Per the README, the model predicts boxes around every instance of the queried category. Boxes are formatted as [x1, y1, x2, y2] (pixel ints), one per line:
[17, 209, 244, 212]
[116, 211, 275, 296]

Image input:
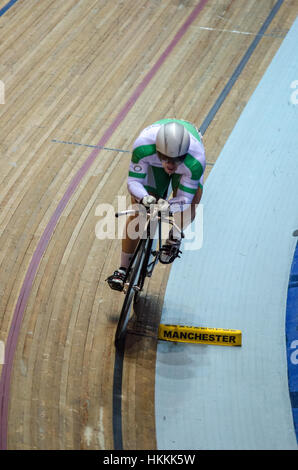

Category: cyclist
[107, 118, 206, 291]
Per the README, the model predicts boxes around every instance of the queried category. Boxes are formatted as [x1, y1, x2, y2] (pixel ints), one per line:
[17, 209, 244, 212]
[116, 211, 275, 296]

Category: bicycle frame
[116, 201, 181, 290]
[114, 200, 183, 345]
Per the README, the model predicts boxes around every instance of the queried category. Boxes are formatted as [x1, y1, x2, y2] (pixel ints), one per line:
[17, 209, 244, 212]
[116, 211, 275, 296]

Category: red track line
[0, 0, 209, 449]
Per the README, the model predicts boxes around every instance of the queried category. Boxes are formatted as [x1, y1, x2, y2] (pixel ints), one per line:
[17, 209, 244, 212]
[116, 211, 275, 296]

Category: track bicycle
[114, 199, 184, 347]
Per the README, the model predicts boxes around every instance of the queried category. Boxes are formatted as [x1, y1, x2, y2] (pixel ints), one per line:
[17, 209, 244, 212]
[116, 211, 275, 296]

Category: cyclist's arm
[169, 173, 203, 212]
[127, 158, 149, 203]
[127, 131, 157, 202]
[127, 180, 148, 202]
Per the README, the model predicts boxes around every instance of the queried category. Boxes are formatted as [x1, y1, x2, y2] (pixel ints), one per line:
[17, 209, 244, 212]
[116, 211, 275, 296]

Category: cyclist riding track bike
[107, 118, 206, 292]
[106, 118, 206, 345]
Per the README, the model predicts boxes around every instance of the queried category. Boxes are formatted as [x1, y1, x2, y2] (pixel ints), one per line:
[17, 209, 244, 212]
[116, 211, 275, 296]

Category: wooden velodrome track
[0, 0, 297, 451]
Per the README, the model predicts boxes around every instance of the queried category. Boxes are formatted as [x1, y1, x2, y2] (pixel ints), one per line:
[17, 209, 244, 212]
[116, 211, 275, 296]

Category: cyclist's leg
[188, 185, 203, 225]
[121, 191, 162, 267]
[172, 185, 203, 232]
[159, 185, 202, 264]
[108, 190, 161, 289]
[107, 196, 141, 290]
[121, 195, 145, 265]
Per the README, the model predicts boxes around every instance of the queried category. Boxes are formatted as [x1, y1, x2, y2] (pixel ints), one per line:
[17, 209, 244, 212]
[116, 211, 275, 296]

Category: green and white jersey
[127, 119, 206, 209]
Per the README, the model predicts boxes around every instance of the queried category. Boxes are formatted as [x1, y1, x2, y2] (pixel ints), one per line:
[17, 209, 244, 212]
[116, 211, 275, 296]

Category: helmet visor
[157, 151, 187, 165]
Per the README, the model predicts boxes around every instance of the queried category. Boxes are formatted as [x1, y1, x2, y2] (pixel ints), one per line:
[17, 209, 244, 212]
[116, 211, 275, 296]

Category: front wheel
[115, 239, 147, 347]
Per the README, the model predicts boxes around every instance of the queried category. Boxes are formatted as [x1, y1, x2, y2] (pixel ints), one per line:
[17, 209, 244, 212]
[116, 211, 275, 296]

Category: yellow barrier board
[158, 324, 242, 346]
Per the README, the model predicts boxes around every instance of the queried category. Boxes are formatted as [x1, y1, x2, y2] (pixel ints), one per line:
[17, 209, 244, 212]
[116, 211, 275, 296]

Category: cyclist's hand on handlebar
[141, 196, 170, 213]
[157, 198, 170, 212]
[142, 195, 156, 207]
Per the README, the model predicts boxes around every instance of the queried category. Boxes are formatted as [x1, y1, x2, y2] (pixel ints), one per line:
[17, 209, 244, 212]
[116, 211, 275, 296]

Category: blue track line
[200, 0, 284, 135]
[286, 240, 298, 443]
[0, 0, 19, 17]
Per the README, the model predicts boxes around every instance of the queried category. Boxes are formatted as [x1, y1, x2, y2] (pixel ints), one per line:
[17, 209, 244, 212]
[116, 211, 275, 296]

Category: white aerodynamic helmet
[156, 122, 190, 158]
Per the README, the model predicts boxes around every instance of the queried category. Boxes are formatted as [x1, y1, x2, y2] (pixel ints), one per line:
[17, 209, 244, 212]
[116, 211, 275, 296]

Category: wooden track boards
[0, 0, 297, 450]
